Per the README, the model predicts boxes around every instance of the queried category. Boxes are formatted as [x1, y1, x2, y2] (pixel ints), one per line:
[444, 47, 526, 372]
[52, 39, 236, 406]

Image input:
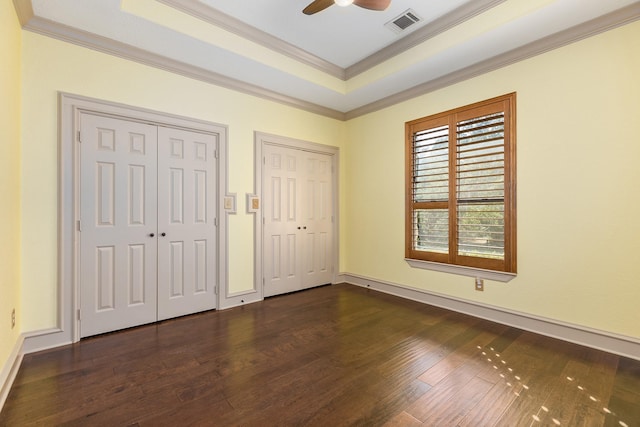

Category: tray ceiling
[14, 0, 640, 119]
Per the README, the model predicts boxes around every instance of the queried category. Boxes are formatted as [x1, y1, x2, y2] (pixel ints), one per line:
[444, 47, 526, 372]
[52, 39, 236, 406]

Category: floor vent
[385, 9, 422, 34]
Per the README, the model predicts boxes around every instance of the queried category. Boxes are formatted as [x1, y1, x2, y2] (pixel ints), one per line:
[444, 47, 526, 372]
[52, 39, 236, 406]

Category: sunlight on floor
[476, 345, 631, 427]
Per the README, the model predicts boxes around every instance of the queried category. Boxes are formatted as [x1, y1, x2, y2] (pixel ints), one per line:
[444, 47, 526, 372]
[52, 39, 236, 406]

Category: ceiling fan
[303, 0, 391, 15]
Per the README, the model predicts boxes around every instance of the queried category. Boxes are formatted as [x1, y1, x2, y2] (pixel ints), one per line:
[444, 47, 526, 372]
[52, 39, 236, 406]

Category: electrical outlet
[475, 278, 484, 291]
[11, 308, 16, 329]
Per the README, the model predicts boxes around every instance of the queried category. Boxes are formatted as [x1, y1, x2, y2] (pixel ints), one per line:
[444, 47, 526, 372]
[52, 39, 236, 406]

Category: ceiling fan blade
[303, 0, 335, 15]
[353, 0, 391, 11]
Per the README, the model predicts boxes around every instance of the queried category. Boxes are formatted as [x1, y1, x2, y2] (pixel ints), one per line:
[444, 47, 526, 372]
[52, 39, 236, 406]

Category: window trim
[405, 93, 517, 274]
[405, 258, 517, 282]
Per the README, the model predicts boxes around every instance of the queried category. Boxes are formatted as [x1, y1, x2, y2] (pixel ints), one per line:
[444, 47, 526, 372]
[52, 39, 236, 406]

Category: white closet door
[263, 144, 334, 297]
[79, 114, 158, 337]
[301, 151, 333, 288]
[263, 144, 302, 297]
[157, 127, 217, 320]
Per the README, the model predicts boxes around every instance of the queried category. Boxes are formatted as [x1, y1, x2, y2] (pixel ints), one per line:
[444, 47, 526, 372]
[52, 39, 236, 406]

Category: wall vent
[385, 9, 422, 34]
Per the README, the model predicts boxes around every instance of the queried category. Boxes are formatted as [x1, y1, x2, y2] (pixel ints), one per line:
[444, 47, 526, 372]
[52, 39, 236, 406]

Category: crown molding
[19, 15, 346, 120]
[157, 0, 346, 80]
[159, 0, 508, 82]
[13, 1, 640, 120]
[345, 0, 507, 79]
[345, 2, 640, 119]
[12, 0, 34, 26]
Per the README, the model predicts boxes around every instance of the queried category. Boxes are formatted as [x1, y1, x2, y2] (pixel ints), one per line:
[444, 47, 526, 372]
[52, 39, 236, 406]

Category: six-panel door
[263, 144, 333, 297]
[79, 114, 159, 337]
[157, 127, 217, 321]
[79, 114, 218, 337]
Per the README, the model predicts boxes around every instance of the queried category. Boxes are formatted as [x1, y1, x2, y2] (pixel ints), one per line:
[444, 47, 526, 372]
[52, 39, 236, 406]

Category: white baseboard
[1, 328, 88, 412]
[341, 273, 640, 361]
[6, 272, 637, 412]
[0, 335, 24, 412]
[22, 328, 73, 354]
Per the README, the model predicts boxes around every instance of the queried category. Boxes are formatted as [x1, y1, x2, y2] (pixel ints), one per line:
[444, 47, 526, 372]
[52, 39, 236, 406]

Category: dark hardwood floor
[1, 284, 639, 426]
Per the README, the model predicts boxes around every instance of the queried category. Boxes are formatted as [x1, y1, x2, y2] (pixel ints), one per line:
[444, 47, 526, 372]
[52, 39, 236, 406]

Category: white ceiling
[16, 0, 640, 119]
[198, 0, 473, 68]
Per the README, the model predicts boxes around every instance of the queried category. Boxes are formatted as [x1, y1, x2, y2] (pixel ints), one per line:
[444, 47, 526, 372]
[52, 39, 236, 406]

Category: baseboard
[341, 273, 640, 361]
[0, 334, 24, 411]
[22, 328, 73, 355]
[1, 328, 76, 411]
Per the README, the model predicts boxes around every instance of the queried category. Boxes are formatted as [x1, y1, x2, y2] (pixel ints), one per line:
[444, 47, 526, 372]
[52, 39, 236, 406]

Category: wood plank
[383, 411, 423, 427]
[1, 284, 638, 426]
[606, 356, 640, 427]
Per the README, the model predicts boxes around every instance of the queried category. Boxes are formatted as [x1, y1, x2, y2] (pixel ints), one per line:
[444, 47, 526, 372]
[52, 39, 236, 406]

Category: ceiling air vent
[385, 9, 422, 34]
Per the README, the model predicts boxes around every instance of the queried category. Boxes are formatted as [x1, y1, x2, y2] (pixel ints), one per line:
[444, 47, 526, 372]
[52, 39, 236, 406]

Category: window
[405, 93, 516, 273]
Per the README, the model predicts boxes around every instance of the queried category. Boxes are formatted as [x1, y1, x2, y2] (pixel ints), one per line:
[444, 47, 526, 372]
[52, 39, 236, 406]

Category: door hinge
[77, 220, 82, 232]
[77, 131, 81, 143]
[77, 309, 81, 320]
[214, 286, 217, 295]
[214, 217, 218, 227]
[214, 149, 218, 159]
[263, 156, 266, 165]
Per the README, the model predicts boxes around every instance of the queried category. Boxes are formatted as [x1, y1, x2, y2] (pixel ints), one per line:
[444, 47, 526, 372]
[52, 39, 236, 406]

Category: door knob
[161, 232, 166, 237]
[149, 233, 155, 237]
[303, 226, 307, 230]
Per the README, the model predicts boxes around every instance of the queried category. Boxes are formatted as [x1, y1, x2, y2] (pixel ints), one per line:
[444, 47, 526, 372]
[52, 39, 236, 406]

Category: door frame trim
[26, 92, 230, 350]
[247, 132, 339, 305]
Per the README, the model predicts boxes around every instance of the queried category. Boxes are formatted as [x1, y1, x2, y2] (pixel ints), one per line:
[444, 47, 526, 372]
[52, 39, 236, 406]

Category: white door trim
[247, 132, 339, 306]
[23, 92, 230, 352]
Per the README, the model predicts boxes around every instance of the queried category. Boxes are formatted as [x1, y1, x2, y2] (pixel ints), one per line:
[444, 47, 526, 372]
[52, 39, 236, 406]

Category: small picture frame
[223, 194, 237, 214]
[246, 194, 260, 213]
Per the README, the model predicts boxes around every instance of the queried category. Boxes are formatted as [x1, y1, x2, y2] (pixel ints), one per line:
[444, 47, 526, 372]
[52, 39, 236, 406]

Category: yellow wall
[17, 17, 640, 340]
[19, 32, 347, 331]
[0, 2, 22, 369]
[345, 20, 640, 339]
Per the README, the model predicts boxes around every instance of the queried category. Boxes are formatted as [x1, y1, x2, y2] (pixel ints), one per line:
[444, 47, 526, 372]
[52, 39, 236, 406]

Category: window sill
[405, 258, 516, 283]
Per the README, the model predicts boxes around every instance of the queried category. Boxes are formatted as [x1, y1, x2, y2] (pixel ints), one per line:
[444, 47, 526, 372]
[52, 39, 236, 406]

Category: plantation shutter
[411, 122, 449, 255]
[456, 112, 505, 260]
[405, 93, 516, 273]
